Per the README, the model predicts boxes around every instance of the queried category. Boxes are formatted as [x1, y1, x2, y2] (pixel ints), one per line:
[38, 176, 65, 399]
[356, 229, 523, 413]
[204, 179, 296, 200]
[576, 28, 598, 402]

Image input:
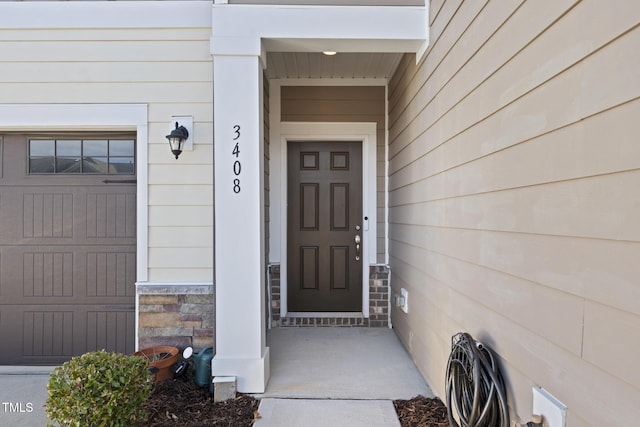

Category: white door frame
[273, 120, 377, 318]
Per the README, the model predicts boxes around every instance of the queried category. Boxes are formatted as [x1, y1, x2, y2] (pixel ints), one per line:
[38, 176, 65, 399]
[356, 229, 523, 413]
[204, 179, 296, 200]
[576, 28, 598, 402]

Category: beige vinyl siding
[229, 1, 424, 5]
[5, 0, 424, 3]
[388, 1, 640, 426]
[0, 27, 214, 283]
[281, 85, 386, 263]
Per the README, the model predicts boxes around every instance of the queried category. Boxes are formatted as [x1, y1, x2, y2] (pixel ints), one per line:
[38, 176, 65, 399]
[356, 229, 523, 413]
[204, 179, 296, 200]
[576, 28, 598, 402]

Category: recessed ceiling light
[322, 51, 337, 56]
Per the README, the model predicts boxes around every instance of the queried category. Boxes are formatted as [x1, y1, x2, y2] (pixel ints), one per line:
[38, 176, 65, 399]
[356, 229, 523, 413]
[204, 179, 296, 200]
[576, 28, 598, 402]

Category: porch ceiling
[212, 4, 426, 78]
[265, 51, 403, 79]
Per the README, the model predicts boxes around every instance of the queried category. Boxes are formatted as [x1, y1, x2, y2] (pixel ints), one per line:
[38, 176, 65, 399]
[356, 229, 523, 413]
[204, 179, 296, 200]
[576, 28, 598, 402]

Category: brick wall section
[269, 264, 390, 327]
[138, 293, 214, 351]
[368, 265, 390, 327]
[280, 316, 371, 327]
[270, 264, 281, 326]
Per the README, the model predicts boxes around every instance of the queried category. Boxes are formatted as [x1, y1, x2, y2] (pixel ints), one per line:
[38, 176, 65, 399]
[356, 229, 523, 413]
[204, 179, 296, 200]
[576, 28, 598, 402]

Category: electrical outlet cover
[532, 387, 566, 427]
[400, 288, 408, 313]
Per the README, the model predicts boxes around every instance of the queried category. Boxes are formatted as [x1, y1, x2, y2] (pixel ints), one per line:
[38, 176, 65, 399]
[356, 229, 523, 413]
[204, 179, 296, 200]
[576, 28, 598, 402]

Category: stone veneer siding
[137, 284, 214, 351]
[269, 264, 390, 327]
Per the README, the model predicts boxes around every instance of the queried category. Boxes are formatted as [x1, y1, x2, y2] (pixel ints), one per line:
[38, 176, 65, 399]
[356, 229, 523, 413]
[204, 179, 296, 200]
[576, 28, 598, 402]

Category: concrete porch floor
[257, 327, 432, 400]
[253, 327, 434, 427]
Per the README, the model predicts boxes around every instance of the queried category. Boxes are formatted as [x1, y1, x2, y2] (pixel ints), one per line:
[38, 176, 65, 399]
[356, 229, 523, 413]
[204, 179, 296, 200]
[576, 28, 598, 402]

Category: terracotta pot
[134, 345, 180, 383]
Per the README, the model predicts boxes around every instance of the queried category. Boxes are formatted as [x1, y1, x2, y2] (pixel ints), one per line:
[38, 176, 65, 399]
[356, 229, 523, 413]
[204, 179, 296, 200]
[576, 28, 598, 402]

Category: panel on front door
[287, 141, 362, 312]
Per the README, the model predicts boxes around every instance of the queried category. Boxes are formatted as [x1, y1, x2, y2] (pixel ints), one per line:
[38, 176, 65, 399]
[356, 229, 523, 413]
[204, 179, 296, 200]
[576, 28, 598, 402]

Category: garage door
[0, 134, 136, 365]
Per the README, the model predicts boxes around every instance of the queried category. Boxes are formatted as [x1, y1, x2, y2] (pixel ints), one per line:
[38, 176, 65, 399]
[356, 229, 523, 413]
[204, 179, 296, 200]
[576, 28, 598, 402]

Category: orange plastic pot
[134, 345, 180, 383]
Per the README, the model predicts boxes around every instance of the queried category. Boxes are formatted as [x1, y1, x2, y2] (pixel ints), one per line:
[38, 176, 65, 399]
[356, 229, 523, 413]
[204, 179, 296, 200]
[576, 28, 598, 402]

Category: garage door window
[29, 139, 135, 174]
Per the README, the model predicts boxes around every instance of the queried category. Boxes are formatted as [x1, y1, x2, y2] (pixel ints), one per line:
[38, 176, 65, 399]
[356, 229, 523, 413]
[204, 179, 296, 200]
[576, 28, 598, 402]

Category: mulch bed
[142, 371, 449, 426]
[141, 372, 259, 427]
[393, 395, 450, 427]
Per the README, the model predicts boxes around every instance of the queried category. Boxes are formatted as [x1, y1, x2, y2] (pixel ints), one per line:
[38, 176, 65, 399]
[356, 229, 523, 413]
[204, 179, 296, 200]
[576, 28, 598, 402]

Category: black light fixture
[166, 121, 189, 159]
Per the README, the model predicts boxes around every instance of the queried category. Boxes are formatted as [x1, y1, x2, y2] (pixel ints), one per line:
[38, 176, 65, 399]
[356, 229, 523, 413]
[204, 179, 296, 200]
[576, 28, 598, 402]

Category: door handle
[355, 234, 361, 261]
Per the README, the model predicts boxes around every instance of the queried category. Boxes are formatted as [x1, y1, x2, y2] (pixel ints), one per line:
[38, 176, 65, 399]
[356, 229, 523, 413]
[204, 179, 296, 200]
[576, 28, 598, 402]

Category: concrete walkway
[253, 327, 432, 427]
[0, 366, 53, 427]
[255, 398, 402, 427]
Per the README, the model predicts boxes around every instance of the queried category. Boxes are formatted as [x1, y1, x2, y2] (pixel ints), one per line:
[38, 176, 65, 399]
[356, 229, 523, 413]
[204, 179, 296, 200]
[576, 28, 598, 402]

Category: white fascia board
[0, 1, 212, 29]
[263, 38, 422, 53]
[210, 36, 264, 57]
[211, 4, 427, 55]
[278, 78, 386, 86]
[0, 104, 147, 130]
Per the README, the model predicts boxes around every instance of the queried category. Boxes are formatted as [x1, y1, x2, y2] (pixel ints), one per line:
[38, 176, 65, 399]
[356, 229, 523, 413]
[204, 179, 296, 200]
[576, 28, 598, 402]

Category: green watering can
[183, 346, 214, 388]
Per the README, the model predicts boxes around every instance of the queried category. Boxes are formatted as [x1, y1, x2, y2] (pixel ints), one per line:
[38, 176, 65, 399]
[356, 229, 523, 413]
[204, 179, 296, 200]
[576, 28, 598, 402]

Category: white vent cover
[532, 387, 566, 427]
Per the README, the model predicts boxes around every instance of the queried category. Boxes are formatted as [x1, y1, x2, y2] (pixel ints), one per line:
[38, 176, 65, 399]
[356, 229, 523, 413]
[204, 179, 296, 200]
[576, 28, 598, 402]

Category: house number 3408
[232, 125, 241, 193]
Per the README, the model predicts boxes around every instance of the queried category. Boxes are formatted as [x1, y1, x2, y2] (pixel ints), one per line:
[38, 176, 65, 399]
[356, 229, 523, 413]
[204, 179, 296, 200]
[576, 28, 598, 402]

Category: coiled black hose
[445, 332, 509, 427]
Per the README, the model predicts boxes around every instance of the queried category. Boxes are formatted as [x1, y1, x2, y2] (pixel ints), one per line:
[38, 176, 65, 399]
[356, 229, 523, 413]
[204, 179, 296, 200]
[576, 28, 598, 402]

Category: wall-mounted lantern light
[166, 121, 189, 159]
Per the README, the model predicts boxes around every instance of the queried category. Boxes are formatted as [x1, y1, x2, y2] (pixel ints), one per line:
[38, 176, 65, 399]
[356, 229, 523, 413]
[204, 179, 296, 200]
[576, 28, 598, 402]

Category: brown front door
[287, 141, 363, 312]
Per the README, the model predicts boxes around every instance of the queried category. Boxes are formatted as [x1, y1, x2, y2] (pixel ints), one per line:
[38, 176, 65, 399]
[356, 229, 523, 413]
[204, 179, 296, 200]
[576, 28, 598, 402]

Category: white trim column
[211, 53, 270, 392]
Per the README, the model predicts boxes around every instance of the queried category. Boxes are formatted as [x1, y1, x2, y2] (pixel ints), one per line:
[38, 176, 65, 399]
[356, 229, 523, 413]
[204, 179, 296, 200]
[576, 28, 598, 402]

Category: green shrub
[46, 350, 153, 427]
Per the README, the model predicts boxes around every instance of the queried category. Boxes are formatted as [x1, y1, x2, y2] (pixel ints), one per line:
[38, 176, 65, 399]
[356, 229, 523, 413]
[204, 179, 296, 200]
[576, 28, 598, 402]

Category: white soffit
[211, 4, 428, 56]
[265, 52, 402, 79]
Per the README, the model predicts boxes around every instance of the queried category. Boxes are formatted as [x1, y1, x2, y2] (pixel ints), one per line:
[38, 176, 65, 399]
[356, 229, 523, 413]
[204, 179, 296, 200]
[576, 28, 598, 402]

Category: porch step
[278, 315, 372, 327]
